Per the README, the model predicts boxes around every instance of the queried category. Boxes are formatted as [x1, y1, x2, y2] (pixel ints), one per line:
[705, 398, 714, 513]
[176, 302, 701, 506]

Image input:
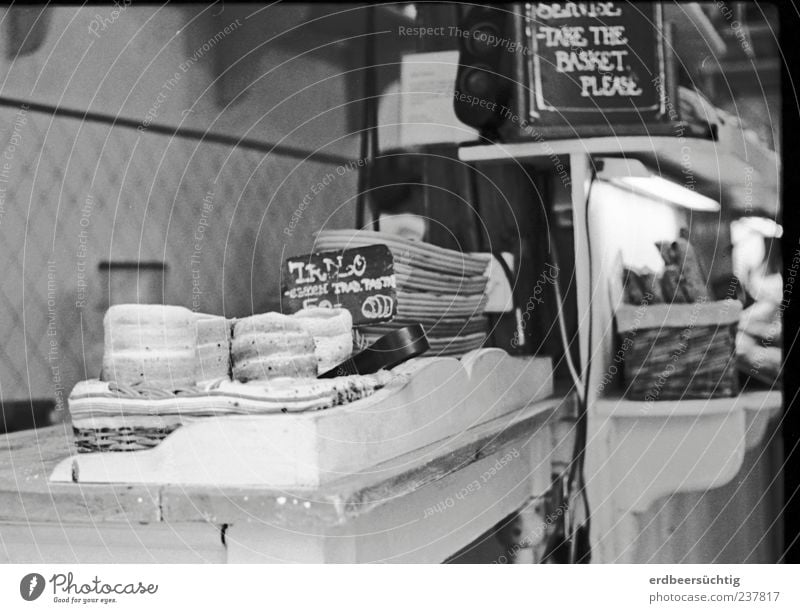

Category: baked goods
[660, 264, 685, 303]
[75, 303, 401, 453]
[232, 313, 317, 381]
[195, 314, 232, 383]
[102, 305, 352, 384]
[656, 238, 709, 302]
[622, 267, 665, 305]
[622, 238, 710, 306]
[292, 307, 353, 374]
[101, 304, 198, 389]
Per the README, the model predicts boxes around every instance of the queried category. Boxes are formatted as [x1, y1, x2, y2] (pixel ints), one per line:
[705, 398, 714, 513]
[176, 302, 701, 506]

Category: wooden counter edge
[0, 394, 573, 528]
[158, 393, 574, 527]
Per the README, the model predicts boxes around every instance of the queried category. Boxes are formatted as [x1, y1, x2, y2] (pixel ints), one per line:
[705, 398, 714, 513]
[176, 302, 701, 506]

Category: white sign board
[397, 51, 480, 147]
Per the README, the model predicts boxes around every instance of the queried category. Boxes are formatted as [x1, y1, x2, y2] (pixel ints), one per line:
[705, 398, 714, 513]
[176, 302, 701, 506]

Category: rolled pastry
[292, 307, 354, 374]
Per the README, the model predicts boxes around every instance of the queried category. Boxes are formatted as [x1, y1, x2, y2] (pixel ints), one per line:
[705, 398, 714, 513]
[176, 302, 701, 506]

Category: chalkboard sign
[526, 2, 666, 124]
[281, 245, 397, 325]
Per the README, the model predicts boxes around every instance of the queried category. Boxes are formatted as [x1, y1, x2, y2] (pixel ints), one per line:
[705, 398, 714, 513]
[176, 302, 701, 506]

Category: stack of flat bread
[314, 229, 490, 357]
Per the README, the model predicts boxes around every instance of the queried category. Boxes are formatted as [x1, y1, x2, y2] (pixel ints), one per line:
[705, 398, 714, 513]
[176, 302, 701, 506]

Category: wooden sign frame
[523, 2, 672, 130]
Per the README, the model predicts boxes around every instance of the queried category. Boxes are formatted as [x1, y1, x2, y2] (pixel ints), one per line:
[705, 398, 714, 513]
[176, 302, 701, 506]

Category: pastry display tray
[51, 349, 553, 489]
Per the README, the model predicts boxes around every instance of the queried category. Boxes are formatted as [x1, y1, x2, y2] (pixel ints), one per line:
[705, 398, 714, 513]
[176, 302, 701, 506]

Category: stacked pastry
[101, 304, 357, 387]
[195, 315, 233, 384]
[314, 229, 490, 357]
[231, 313, 318, 382]
[292, 307, 353, 374]
[101, 305, 198, 389]
[231, 309, 355, 380]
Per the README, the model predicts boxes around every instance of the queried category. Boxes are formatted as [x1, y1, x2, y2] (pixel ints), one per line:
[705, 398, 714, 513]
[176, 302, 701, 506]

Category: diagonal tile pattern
[0, 107, 358, 404]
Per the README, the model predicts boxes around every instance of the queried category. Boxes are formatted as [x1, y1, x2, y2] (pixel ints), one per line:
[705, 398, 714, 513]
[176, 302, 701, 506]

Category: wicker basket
[73, 424, 180, 453]
[616, 299, 742, 401]
[67, 372, 397, 453]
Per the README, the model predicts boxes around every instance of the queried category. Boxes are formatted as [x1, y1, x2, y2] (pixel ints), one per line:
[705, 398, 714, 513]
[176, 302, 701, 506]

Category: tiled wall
[0, 4, 369, 406]
[0, 104, 358, 405]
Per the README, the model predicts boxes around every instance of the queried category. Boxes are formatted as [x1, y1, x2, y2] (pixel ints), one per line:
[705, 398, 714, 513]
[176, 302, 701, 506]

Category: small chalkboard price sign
[281, 245, 397, 325]
[527, 2, 666, 124]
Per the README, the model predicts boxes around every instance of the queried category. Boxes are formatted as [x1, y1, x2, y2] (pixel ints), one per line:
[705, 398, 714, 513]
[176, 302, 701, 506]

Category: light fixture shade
[595, 157, 651, 179]
[612, 176, 721, 212]
[594, 157, 721, 212]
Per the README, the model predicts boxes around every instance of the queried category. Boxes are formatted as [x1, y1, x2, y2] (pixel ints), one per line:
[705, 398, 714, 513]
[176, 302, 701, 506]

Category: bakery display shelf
[50, 349, 555, 489]
[587, 388, 782, 563]
[0, 388, 573, 562]
[2, 396, 568, 527]
[458, 128, 780, 218]
[590, 389, 781, 515]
